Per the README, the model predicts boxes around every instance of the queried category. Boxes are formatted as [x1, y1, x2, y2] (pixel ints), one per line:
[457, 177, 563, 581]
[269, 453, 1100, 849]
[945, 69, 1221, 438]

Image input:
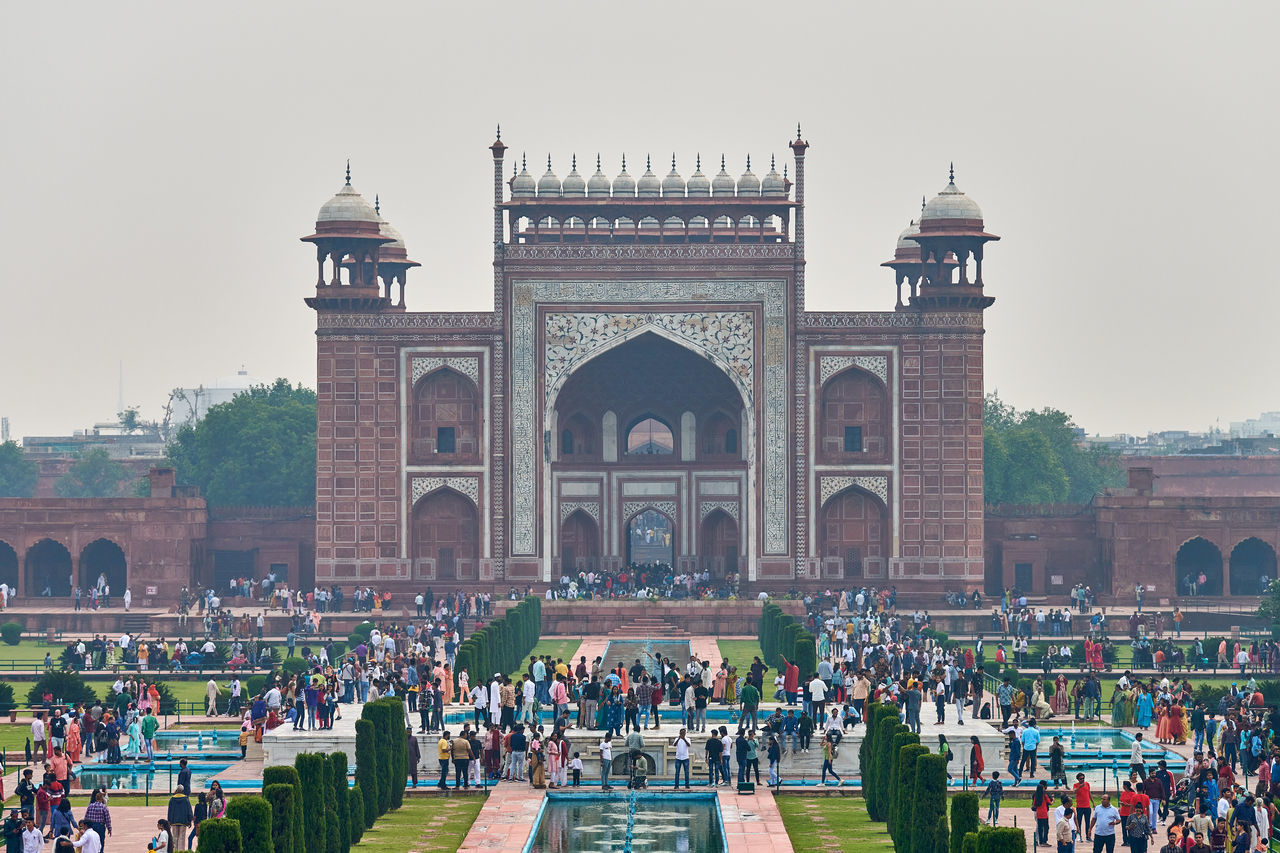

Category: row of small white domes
[512, 154, 788, 199]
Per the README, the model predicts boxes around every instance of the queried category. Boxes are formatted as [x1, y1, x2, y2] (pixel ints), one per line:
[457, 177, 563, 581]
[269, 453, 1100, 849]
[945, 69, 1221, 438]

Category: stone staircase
[609, 616, 690, 638]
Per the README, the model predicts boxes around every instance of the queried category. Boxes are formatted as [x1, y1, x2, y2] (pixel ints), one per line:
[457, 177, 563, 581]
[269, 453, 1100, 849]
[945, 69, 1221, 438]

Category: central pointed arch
[625, 506, 675, 568]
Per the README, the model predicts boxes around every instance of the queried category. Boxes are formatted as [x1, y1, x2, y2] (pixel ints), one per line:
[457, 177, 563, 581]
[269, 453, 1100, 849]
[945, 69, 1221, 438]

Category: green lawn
[717, 639, 767, 670]
[350, 795, 485, 853]
[777, 796, 892, 851]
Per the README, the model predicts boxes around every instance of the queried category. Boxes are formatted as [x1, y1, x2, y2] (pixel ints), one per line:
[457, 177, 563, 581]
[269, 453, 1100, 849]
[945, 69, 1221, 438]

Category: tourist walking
[599, 733, 614, 791]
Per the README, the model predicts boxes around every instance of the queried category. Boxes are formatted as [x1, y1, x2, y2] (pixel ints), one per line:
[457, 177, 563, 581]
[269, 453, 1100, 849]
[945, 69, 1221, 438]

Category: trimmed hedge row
[949, 792, 980, 853]
[355, 718, 378, 827]
[913, 753, 949, 853]
[224, 796, 272, 853]
[194, 819, 242, 853]
[261, 765, 303, 853]
[454, 596, 541, 689]
[758, 602, 817, 681]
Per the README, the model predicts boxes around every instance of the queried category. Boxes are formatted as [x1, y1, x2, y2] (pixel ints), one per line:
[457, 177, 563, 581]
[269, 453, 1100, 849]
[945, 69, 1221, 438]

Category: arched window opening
[561, 429, 574, 456]
[725, 428, 738, 455]
[626, 417, 674, 456]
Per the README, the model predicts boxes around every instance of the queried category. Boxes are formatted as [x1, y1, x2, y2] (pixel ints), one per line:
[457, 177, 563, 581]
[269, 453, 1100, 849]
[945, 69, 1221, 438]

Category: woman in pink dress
[442, 664, 455, 705]
[1052, 674, 1070, 716]
[713, 664, 728, 704]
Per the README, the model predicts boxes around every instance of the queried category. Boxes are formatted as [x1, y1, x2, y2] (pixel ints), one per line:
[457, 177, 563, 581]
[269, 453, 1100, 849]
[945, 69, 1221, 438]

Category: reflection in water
[530, 796, 722, 853]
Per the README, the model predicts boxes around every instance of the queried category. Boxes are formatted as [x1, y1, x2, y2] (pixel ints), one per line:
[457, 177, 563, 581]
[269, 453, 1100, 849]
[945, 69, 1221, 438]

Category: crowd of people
[544, 566, 743, 601]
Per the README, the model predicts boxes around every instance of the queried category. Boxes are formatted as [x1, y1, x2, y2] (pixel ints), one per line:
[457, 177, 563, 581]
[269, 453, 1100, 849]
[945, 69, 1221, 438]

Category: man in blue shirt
[1020, 720, 1042, 779]
[997, 678, 1015, 728]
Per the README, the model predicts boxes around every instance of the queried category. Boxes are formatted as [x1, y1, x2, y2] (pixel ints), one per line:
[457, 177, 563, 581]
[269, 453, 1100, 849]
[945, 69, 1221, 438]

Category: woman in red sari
[969, 736, 985, 782]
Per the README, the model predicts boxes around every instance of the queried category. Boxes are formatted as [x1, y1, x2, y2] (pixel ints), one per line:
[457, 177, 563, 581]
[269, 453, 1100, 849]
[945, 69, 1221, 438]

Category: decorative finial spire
[671, 153, 677, 170]
[572, 153, 577, 170]
[949, 162, 955, 183]
[921, 195, 926, 213]
[696, 153, 702, 170]
[784, 165, 788, 180]
[522, 152, 526, 171]
[496, 123, 501, 141]
[646, 154, 651, 171]
[796, 122, 802, 140]
[345, 159, 351, 185]
[746, 154, 752, 170]
[771, 154, 776, 170]
[596, 153, 601, 170]
[621, 153, 627, 170]
[375, 194, 380, 215]
[720, 154, 726, 170]
[546, 154, 552, 171]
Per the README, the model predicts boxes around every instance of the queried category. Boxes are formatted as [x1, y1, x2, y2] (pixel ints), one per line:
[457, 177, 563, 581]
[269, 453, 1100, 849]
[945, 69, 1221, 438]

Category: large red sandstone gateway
[305, 130, 998, 593]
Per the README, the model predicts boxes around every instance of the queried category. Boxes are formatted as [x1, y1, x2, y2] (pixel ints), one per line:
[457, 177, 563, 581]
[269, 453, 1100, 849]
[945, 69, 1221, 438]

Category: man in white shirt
[21, 818, 44, 853]
[808, 676, 828, 719]
[70, 821, 100, 853]
[520, 676, 536, 724]
[205, 678, 220, 715]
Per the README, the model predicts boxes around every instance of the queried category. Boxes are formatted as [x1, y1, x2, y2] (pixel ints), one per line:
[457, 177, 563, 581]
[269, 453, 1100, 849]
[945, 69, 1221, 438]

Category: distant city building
[169, 367, 264, 428]
[1230, 411, 1280, 439]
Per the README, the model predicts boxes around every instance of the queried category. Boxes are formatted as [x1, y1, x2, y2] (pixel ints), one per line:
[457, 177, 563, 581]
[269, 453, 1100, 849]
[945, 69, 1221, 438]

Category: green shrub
[354, 719, 378, 827]
[346, 634, 365, 651]
[911, 754, 949, 853]
[280, 657, 310, 676]
[886, 731, 920, 841]
[194, 819, 242, 853]
[261, 765, 303, 853]
[868, 715, 901, 821]
[351, 622, 374, 640]
[0, 623, 21, 646]
[962, 831, 981, 853]
[225, 795, 273, 853]
[949, 792, 980, 853]
[0, 682, 14, 714]
[27, 670, 96, 707]
[262, 785, 295, 853]
[976, 827, 1027, 852]
[893, 743, 928, 852]
[293, 754, 327, 853]
[792, 632, 817, 684]
[322, 754, 340, 853]
[931, 814, 950, 853]
[347, 785, 365, 845]
[329, 753, 350, 853]
[363, 702, 392, 814]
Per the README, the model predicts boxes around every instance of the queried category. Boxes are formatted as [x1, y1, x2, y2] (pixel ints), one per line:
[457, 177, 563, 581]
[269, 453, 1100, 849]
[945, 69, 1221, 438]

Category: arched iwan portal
[413, 488, 479, 581]
[1229, 538, 1277, 596]
[627, 508, 674, 568]
[80, 539, 126, 595]
[559, 509, 599, 573]
[821, 487, 889, 579]
[25, 539, 73, 597]
[1176, 537, 1223, 596]
[0, 541, 17, 592]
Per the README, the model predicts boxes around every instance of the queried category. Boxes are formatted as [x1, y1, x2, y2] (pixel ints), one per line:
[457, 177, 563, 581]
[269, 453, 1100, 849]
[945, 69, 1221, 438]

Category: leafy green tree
[167, 379, 316, 506]
[983, 392, 1123, 505]
[0, 442, 37, 497]
[54, 448, 128, 497]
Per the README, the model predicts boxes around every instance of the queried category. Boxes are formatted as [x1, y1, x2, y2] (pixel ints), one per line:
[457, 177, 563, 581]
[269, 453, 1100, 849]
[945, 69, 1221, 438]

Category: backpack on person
[1124, 807, 1150, 839]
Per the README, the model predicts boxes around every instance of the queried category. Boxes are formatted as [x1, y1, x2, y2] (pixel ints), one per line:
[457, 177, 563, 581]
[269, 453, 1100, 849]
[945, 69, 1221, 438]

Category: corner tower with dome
[303, 128, 999, 598]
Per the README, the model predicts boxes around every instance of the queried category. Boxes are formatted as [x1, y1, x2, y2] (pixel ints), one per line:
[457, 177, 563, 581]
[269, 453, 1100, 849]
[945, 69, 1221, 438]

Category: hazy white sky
[3, 2, 1277, 439]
